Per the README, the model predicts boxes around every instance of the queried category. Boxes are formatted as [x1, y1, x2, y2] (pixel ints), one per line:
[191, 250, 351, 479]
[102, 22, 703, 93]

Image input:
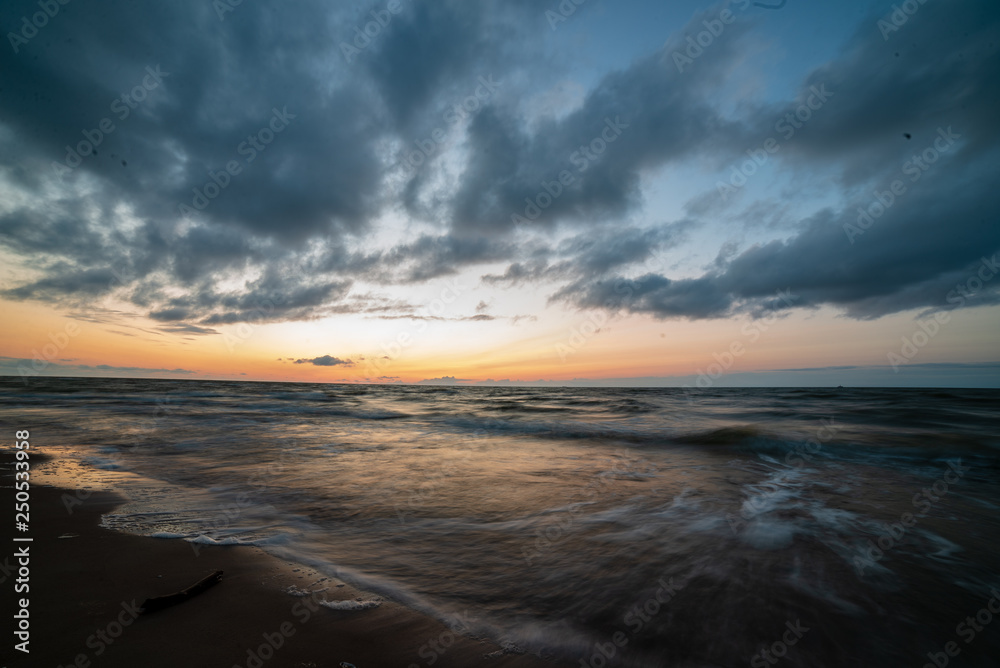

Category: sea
[3, 377, 999, 667]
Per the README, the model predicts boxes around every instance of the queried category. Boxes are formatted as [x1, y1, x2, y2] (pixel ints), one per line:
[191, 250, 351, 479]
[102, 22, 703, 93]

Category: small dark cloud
[293, 355, 353, 367]
[149, 308, 191, 322]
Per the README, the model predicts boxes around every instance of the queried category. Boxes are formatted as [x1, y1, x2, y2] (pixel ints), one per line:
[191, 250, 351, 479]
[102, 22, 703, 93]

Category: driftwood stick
[140, 570, 224, 614]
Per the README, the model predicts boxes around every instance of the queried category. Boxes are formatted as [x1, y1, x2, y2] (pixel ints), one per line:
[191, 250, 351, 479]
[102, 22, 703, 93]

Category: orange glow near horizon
[3, 295, 998, 385]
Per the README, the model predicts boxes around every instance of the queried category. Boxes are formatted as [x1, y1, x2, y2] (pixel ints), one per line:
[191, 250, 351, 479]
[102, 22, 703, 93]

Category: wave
[673, 425, 771, 446]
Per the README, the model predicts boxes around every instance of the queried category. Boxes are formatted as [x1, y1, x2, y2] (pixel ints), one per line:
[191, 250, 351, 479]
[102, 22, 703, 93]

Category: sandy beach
[3, 456, 571, 668]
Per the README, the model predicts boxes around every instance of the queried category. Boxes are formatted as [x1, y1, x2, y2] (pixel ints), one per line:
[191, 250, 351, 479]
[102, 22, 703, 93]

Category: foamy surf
[319, 598, 383, 611]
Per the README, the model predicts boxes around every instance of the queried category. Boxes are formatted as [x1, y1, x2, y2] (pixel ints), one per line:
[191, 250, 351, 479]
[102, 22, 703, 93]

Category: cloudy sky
[1, 0, 998, 386]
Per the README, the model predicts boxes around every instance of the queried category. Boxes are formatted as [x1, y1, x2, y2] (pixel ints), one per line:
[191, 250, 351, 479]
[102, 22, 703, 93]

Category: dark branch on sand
[140, 570, 224, 614]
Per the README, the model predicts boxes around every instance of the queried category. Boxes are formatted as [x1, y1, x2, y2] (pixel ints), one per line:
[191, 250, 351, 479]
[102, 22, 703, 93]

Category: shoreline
[4, 459, 573, 667]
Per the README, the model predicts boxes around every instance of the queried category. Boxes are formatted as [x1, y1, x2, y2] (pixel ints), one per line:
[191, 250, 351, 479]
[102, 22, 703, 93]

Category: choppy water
[3, 377, 1000, 666]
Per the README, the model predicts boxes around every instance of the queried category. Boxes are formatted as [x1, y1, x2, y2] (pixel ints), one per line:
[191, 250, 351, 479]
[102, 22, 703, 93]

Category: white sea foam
[284, 584, 329, 597]
[149, 531, 188, 539]
[319, 598, 382, 611]
[186, 534, 258, 546]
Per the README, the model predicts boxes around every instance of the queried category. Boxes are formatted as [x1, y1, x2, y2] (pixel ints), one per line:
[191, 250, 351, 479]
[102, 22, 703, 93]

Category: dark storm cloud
[4, 267, 120, 300]
[753, 1, 1000, 185]
[554, 1, 1000, 320]
[558, 166, 1000, 320]
[558, 224, 689, 275]
[0, 203, 110, 258]
[378, 234, 517, 283]
[0, 0, 998, 328]
[196, 278, 354, 325]
[0, 0, 384, 240]
[446, 11, 755, 235]
[0, 0, 384, 321]
[149, 308, 191, 322]
[483, 224, 688, 286]
[553, 273, 735, 319]
[360, 0, 532, 133]
[0, 0, 550, 322]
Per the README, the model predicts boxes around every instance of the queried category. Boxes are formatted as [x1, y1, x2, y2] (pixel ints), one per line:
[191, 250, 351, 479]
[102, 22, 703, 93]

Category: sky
[0, 0, 998, 387]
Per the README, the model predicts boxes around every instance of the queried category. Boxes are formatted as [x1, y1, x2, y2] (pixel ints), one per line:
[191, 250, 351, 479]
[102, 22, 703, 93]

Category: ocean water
[3, 377, 1000, 666]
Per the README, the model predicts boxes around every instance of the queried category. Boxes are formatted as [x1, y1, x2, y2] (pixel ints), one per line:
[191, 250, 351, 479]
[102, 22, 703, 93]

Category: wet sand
[3, 461, 572, 668]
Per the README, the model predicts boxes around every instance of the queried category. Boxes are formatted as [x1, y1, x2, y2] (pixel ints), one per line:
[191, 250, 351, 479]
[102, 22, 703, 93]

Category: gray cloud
[553, 1, 1000, 320]
[0, 0, 997, 330]
[483, 224, 689, 287]
[445, 16, 755, 236]
[293, 355, 353, 367]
